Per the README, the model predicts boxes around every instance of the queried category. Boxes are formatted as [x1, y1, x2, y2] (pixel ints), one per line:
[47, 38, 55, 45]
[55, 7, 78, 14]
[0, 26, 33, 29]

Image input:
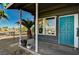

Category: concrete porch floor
[17, 36, 79, 55]
[38, 41, 79, 55]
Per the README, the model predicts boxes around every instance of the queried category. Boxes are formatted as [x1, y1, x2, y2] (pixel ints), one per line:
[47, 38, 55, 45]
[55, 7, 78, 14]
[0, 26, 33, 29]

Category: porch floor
[38, 41, 79, 55]
[24, 36, 79, 55]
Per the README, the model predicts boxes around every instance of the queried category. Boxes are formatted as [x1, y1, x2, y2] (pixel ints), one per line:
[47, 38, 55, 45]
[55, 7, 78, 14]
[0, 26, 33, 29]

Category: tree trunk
[27, 29, 32, 39]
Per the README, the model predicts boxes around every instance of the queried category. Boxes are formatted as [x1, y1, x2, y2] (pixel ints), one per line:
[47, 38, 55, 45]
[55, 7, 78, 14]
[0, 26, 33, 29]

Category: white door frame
[58, 14, 78, 48]
[74, 14, 78, 48]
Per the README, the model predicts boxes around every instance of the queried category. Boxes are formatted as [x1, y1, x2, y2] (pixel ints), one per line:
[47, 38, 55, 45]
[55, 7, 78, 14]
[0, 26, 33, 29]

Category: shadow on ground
[0, 37, 32, 55]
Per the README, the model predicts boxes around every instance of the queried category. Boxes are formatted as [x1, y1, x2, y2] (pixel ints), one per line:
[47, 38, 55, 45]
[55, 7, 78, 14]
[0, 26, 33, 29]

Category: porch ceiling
[39, 3, 79, 18]
[6, 3, 35, 15]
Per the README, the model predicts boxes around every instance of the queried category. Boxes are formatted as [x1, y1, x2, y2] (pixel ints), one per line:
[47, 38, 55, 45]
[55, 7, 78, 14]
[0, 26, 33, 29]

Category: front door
[58, 15, 74, 47]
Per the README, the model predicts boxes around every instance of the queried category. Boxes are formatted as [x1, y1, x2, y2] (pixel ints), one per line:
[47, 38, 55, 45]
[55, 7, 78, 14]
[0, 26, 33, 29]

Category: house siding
[38, 35, 57, 44]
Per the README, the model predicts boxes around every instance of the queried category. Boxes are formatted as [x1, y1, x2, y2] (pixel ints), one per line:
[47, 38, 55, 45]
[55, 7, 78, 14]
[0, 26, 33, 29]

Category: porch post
[19, 9, 22, 45]
[35, 3, 38, 52]
[43, 18, 45, 35]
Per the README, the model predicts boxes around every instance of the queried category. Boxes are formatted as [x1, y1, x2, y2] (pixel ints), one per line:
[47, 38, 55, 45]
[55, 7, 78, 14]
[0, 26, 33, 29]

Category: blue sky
[0, 4, 34, 28]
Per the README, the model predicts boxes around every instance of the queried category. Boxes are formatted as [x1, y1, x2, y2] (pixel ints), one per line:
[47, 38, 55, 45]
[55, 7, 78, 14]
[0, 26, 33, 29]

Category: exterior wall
[38, 17, 57, 44]
[39, 4, 79, 48]
[38, 35, 57, 44]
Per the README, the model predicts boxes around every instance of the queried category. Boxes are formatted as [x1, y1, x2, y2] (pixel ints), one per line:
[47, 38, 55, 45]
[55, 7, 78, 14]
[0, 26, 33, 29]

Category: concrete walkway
[0, 35, 27, 40]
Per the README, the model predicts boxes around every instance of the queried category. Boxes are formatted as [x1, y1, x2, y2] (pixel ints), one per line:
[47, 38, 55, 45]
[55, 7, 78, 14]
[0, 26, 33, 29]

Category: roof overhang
[38, 3, 79, 18]
[6, 3, 35, 15]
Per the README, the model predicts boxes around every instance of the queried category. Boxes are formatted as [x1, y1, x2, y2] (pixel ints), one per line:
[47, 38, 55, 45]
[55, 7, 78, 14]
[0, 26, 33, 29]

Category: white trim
[59, 14, 78, 48]
[39, 16, 56, 19]
[74, 14, 78, 48]
[38, 34, 54, 36]
[59, 14, 76, 18]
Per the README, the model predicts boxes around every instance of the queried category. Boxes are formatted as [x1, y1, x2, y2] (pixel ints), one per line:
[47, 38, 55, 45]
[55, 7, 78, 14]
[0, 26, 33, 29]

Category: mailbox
[77, 28, 79, 37]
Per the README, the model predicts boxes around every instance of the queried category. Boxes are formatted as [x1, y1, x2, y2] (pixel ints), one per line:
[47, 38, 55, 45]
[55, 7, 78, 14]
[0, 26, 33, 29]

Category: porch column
[35, 3, 38, 52]
[19, 9, 22, 45]
[43, 18, 45, 35]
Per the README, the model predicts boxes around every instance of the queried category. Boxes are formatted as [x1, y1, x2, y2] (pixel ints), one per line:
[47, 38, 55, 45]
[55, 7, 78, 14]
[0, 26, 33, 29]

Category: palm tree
[16, 19, 34, 39]
[0, 10, 8, 20]
[0, 10, 8, 36]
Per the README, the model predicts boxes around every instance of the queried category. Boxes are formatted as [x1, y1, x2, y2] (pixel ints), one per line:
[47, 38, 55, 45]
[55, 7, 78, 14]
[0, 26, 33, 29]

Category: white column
[35, 3, 38, 52]
[19, 9, 22, 45]
[43, 18, 45, 35]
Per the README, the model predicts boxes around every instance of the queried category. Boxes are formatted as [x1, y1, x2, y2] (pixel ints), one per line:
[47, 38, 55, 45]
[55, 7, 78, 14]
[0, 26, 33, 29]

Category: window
[38, 17, 56, 36]
[38, 19, 43, 34]
[45, 17, 56, 36]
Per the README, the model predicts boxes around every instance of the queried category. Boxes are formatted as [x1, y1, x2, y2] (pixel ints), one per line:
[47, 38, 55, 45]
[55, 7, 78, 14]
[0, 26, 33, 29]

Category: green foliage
[0, 10, 8, 20]
[16, 19, 34, 30]
[22, 26, 28, 31]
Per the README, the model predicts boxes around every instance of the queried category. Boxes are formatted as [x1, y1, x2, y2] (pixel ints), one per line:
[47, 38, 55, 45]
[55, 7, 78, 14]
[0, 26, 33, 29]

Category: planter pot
[27, 44, 32, 49]
[21, 40, 27, 47]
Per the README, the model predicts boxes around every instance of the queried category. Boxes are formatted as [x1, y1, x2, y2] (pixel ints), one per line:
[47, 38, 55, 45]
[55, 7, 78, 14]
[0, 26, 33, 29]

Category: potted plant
[16, 19, 34, 47]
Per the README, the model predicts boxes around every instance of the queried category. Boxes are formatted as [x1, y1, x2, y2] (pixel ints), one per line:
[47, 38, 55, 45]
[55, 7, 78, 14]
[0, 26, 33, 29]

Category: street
[0, 36, 31, 55]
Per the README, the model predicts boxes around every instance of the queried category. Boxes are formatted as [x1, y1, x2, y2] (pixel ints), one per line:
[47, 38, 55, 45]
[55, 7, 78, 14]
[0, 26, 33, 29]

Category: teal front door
[58, 15, 74, 47]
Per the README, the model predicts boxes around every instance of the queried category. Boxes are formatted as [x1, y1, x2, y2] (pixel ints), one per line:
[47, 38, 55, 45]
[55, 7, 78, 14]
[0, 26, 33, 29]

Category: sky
[0, 4, 34, 28]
